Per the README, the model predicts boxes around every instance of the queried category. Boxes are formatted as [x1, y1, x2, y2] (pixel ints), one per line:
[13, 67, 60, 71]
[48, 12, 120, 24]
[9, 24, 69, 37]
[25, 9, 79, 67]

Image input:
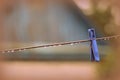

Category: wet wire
[0, 35, 120, 53]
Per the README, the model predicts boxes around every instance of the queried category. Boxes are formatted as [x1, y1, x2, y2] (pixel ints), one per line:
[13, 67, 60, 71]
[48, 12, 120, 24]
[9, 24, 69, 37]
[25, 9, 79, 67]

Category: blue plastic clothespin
[88, 28, 100, 62]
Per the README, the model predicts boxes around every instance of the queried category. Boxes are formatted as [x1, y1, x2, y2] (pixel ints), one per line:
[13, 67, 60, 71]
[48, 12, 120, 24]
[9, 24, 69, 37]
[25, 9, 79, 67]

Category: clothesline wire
[0, 35, 120, 53]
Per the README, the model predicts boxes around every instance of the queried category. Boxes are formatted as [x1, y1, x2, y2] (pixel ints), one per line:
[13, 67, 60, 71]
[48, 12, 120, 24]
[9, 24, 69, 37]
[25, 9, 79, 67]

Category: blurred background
[0, 0, 120, 80]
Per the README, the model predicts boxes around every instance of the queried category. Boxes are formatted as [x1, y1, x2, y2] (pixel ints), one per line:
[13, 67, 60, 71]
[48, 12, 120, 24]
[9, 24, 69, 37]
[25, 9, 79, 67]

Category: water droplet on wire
[58, 44, 62, 46]
[44, 46, 47, 48]
[19, 49, 22, 51]
[7, 51, 10, 53]
[104, 38, 107, 40]
[70, 43, 74, 45]
[11, 50, 14, 53]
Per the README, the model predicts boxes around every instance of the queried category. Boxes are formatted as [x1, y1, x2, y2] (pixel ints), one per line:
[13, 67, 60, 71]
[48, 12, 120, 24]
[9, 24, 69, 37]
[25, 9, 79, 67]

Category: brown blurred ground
[1, 61, 97, 80]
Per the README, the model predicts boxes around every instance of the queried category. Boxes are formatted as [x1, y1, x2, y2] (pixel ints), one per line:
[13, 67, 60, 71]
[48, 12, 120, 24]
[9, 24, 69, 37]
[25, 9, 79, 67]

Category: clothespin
[88, 28, 100, 62]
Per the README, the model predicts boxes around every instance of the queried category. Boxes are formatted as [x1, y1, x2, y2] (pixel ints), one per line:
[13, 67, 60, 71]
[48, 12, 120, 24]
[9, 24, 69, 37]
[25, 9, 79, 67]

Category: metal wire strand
[0, 35, 120, 53]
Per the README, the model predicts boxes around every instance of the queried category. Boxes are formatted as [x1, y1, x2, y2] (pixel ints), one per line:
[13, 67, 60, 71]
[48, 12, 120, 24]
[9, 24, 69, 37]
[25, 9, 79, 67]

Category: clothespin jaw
[88, 28, 100, 62]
